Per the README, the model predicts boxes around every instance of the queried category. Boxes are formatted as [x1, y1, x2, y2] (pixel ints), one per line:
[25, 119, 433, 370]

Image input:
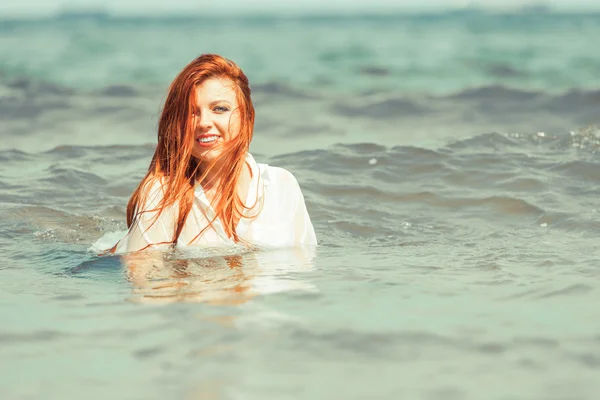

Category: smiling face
[191, 77, 241, 165]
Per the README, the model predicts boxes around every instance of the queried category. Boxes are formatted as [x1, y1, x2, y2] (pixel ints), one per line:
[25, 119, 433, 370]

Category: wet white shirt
[112, 153, 317, 253]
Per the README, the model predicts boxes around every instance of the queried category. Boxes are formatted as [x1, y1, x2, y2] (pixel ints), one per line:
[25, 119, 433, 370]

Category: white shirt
[112, 153, 317, 253]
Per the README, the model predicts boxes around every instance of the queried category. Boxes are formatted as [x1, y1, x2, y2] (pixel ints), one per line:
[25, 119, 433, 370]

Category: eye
[213, 105, 229, 113]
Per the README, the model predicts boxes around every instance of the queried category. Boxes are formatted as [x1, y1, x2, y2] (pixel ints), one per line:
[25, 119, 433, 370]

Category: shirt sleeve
[287, 172, 318, 246]
[115, 179, 177, 253]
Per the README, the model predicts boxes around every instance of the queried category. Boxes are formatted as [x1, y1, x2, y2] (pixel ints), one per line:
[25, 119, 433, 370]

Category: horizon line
[3, 7, 600, 21]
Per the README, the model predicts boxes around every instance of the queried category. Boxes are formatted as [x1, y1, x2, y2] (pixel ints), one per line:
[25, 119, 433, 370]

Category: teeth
[198, 136, 218, 143]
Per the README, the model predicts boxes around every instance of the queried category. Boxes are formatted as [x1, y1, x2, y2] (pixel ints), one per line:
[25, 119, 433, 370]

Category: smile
[196, 135, 219, 147]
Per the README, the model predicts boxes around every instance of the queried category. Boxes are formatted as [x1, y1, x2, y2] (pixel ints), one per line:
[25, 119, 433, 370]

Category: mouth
[196, 135, 220, 147]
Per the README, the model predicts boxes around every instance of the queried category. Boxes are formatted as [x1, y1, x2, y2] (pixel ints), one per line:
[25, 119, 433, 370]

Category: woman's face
[191, 77, 241, 164]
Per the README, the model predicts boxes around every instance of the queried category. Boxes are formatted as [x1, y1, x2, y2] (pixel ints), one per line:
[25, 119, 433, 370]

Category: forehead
[194, 78, 238, 104]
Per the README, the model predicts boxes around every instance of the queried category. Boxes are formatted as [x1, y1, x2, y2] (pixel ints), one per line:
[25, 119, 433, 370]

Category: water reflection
[122, 246, 317, 305]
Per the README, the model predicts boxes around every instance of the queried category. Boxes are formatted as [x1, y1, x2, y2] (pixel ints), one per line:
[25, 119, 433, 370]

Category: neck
[196, 152, 248, 192]
[198, 158, 227, 193]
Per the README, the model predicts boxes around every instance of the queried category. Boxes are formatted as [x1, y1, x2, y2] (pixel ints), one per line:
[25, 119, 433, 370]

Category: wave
[1, 126, 599, 247]
[4, 77, 74, 95]
[96, 85, 139, 97]
[447, 85, 541, 102]
[251, 82, 317, 99]
[323, 85, 600, 131]
[549, 160, 600, 183]
[332, 98, 431, 119]
[1, 73, 600, 138]
[311, 183, 545, 216]
[0, 149, 33, 162]
[445, 86, 600, 119]
[3, 73, 600, 104]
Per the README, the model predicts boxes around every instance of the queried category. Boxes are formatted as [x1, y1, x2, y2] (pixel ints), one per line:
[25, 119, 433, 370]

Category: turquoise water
[2, 13, 600, 93]
[1, 11, 600, 400]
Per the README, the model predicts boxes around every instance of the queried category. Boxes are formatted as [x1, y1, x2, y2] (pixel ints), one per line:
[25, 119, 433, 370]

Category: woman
[110, 54, 317, 253]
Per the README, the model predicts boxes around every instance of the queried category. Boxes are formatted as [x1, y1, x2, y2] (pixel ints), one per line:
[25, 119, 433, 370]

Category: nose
[196, 111, 212, 131]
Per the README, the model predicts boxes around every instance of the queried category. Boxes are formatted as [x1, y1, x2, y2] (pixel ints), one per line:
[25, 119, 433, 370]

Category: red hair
[125, 54, 255, 247]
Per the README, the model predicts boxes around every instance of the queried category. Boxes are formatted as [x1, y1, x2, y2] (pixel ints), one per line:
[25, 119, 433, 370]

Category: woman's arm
[285, 171, 318, 246]
[115, 179, 177, 253]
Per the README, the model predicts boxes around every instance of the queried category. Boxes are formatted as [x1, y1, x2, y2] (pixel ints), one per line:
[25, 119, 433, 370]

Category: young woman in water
[110, 54, 317, 253]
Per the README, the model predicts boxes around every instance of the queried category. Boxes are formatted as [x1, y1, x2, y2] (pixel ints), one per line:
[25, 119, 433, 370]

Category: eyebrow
[208, 100, 232, 106]
[195, 100, 232, 110]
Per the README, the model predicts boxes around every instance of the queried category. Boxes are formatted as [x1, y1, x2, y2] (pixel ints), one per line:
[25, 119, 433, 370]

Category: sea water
[1, 11, 600, 400]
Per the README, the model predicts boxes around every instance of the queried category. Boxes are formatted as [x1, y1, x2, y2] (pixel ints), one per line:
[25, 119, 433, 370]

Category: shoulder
[262, 165, 306, 205]
[263, 165, 300, 187]
[138, 175, 168, 209]
[142, 175, 167, 195]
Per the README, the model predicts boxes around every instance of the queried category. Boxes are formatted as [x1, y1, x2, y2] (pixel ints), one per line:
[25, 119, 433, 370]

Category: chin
[192, 147, 222, 164]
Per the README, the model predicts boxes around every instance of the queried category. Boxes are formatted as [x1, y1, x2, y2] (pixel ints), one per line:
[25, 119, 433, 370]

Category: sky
[1, 0, 600, 17]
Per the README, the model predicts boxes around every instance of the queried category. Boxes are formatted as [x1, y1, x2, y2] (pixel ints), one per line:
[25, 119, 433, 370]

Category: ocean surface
[1, 11, 600, 400]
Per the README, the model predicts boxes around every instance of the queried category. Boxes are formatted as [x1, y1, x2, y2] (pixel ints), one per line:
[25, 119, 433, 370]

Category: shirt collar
[193, 152, 263, 210]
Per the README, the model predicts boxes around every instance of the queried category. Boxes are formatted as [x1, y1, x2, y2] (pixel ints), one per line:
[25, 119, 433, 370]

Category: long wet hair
[124, 54, 255, 247]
